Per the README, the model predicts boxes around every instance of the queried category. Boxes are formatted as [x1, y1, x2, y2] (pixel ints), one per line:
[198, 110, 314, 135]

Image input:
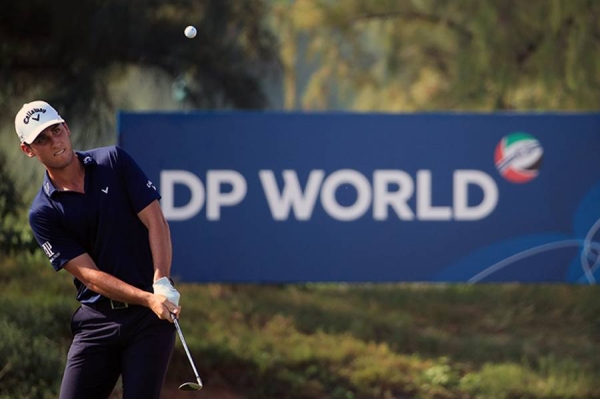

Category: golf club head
[178, 381, 202, 391]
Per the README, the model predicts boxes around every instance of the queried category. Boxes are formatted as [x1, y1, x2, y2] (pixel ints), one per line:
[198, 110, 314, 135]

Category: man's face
[21, 123, 74, 170]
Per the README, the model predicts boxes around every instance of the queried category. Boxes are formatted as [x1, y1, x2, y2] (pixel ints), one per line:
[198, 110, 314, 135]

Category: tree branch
[351, 10, 473, 41]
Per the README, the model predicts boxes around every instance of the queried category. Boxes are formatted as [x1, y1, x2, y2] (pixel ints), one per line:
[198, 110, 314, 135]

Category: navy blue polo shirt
[29, 146, 161, 304]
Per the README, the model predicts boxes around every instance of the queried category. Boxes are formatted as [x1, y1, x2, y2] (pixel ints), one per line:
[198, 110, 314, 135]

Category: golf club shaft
[172, 316, 203, 387]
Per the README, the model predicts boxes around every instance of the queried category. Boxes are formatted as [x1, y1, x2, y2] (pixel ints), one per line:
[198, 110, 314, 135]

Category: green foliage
[164, 283, 600, 398]
[0, 321, 64, 399]
[0, 294, 75, 398]
[273, 0, 600, 111]
[0, 256, 76, 397]
[0, 210, 38, 256]
[0, 153, 19, 220]
[1, 257, 600, 398]
[0, 152, 38, 254]
[458, 357, 597, 399]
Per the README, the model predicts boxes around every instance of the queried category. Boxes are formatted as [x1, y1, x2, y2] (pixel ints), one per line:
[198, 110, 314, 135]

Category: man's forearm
[85, 270, 153, 306]
[64, 255, 153, 306]
[65, 254, 179, 321]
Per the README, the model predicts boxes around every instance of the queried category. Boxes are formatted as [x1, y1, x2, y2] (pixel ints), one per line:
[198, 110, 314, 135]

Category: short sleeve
[29, 206, 86, 271]
[115, 146, 161, 213]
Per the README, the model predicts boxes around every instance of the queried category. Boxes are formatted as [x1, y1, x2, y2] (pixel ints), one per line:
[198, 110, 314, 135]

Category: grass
[1, 254, 599, 398]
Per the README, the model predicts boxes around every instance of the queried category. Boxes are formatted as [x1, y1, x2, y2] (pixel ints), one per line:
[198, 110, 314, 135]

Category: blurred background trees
[273, 0, 600, 111]
[1, 0, 279, 143]
[0, 152, 28, 254]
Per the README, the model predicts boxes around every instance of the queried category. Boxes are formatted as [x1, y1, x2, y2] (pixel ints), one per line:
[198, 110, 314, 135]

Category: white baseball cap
[15, 101, 65, 144]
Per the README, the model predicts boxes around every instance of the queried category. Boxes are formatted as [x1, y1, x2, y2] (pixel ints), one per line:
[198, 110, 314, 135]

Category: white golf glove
[153, 277, 181, 307]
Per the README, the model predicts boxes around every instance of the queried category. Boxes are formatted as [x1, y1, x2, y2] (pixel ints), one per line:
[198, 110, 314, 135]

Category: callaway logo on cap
[15, 100, 65, 144]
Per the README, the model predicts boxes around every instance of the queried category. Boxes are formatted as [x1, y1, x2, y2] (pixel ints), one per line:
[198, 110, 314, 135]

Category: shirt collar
[42, 174, 56, 197]
[42, 151, 97, 198]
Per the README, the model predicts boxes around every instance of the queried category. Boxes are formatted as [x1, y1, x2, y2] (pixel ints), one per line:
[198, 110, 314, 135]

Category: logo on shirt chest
[101, 186, 109, 194]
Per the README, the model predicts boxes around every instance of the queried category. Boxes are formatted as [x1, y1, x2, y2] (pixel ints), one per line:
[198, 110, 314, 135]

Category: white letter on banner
[259, 170, 324, 220]
[207, 171, 247, 221]
[373, 170, 415, 220]
[321, 169, 372, 221]
[160, 170, 205, 221]
[454, 170, 498, 220]
[416, 170, 452, 221]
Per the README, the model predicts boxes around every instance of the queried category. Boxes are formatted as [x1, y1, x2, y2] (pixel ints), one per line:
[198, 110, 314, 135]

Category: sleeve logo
[41, 241, 55, 258]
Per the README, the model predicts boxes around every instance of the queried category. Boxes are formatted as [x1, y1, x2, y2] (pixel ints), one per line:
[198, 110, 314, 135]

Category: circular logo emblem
[494, 132, 543, 183]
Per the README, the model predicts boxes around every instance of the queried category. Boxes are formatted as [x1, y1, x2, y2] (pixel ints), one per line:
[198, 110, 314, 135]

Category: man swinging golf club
[15, 100, 182, 399]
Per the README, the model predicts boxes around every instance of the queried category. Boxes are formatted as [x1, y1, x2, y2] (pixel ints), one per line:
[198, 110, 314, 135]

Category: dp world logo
[494, 132, 543, 183]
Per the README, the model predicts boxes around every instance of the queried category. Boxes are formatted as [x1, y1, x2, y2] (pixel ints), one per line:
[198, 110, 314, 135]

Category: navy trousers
[59, 303, 175, 399]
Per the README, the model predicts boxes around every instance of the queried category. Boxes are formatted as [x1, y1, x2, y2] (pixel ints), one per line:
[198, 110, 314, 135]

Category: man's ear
[20, 143, 36, 158]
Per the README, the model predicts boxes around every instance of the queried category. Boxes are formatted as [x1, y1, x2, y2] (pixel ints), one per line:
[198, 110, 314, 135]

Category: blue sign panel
[118, 112, 600, 284]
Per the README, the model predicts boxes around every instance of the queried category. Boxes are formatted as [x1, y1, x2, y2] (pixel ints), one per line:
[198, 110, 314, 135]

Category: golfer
[15, 100, 181, 399]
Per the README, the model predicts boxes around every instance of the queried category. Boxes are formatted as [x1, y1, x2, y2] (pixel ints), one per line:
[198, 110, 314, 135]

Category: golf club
[171, 314, 203, 391]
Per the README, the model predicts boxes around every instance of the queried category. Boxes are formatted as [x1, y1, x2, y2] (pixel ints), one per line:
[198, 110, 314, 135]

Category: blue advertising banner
[118, 112, 600, 284]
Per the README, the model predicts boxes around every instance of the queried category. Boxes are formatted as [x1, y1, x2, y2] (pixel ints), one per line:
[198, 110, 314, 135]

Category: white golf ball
[184, 26, 197, 39]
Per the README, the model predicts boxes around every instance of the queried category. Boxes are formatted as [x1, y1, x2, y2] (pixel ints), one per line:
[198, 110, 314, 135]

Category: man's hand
[149, 294, 180, 322]
[153, 277, 181, 306]
[152, 277, 181, 322]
